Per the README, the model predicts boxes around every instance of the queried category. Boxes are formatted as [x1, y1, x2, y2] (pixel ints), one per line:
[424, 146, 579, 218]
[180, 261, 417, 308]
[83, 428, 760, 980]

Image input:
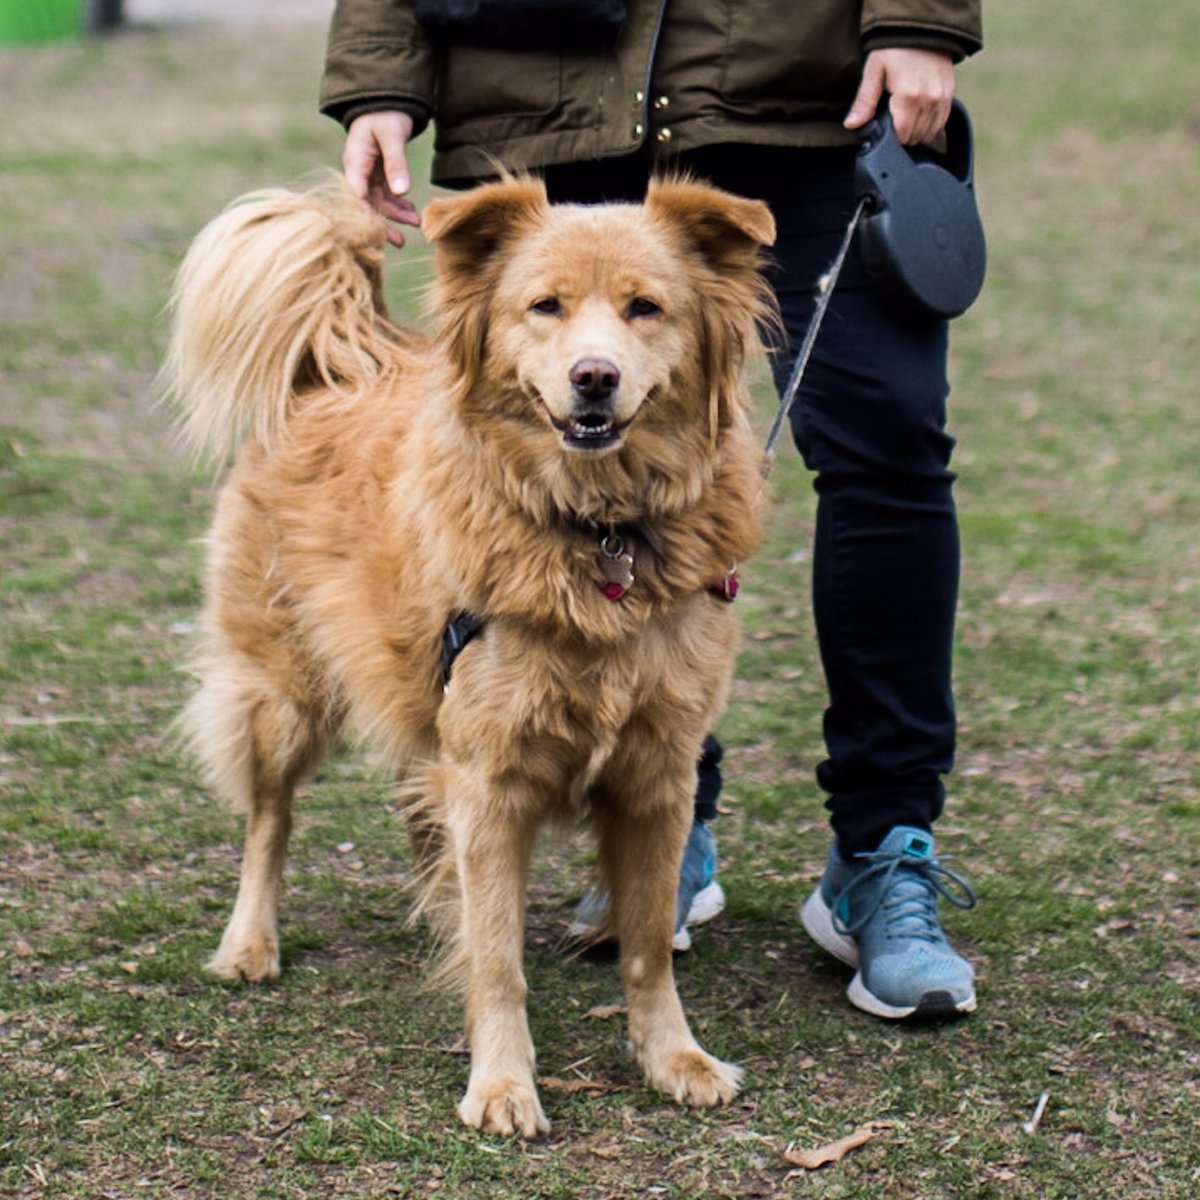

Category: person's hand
[844, 48, 956, 146]
[343, 110, 422, 247]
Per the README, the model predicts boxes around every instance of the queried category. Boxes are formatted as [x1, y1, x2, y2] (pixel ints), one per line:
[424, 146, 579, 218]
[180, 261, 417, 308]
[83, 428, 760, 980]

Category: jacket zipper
[639, 0, 670, 131]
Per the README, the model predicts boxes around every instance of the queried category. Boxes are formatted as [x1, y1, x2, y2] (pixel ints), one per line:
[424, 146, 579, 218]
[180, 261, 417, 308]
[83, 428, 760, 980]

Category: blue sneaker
[569, 819, 725, 952]
[800, 826, 977, 1020]
[672, 818, 724, 951]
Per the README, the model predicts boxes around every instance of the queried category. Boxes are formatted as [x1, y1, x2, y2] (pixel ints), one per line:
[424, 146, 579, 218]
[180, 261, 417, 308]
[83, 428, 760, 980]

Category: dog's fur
[164, 173, 774, 1137]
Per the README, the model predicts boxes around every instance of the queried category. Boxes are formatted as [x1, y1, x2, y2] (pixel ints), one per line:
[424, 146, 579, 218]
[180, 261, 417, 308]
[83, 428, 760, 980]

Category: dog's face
[486, 209, 698, 456]
[423, 177, 775, 507]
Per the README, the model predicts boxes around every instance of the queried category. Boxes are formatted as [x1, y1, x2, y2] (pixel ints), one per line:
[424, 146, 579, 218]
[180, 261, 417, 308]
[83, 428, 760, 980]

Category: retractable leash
[763, 98, 987, 459]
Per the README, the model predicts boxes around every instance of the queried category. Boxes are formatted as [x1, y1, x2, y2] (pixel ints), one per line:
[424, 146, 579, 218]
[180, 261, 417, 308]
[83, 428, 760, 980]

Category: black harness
[440, 610, 486, 688]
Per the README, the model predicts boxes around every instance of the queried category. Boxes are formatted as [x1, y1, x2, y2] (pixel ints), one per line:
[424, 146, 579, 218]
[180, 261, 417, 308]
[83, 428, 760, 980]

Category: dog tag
[598, 533, 634, 601]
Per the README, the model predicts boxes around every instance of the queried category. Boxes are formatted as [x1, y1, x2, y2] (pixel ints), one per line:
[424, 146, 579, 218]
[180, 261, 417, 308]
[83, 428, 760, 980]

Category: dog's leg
[208, 772, 294, 983]
[444, 765, 549, 1139]
[187, 661, 329, 984]
[597, 763, 742, 1108]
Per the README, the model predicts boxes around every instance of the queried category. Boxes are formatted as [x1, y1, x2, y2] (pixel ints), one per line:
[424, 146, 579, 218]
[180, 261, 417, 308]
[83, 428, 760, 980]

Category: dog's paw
[648, 1048, 743, 1108]
[457, 1078, 550, 1140]
[206, 934, 280, 983]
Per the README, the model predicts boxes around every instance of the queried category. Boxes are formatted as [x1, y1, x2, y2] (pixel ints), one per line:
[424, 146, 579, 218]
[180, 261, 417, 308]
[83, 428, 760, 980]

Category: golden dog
[164, 173, 774, 1137]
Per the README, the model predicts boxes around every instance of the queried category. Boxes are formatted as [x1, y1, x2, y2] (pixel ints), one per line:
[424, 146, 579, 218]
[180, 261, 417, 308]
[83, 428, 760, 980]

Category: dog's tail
[162, 173, 413, 463]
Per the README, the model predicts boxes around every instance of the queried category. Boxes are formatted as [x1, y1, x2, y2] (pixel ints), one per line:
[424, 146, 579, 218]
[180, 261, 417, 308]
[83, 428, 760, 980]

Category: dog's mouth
[547, 407, 634, 453]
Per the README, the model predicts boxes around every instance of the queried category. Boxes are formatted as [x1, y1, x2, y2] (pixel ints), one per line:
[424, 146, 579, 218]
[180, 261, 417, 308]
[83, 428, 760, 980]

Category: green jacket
[321, 1, 983, 187]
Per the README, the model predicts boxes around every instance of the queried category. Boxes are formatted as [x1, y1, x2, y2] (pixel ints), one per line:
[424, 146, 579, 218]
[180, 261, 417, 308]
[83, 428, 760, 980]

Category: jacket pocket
[717, 0, 861, 112]
[436, 44, 563, 126]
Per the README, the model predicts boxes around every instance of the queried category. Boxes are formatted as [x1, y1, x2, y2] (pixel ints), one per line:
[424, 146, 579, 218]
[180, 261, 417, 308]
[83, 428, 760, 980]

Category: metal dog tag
[598, 533, 634, 599]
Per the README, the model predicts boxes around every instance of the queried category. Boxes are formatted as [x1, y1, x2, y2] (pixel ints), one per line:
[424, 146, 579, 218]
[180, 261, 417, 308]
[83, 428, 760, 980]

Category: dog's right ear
[423, 176, 548, 380]
[424, 176, 548, 275]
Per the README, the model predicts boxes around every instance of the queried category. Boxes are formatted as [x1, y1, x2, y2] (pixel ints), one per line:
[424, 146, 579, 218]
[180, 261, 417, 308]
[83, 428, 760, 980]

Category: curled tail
[162, 173, 412, 463]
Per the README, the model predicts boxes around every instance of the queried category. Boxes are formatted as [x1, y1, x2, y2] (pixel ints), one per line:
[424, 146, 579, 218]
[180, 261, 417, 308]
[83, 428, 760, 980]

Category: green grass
[2, 6, 1199, 1198]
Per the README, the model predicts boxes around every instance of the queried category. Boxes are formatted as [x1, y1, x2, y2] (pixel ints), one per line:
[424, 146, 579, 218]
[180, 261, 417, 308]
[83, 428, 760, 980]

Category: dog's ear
[645, 178, 776, 273]
[423, 177, 548, 381]
[424, 176, 548, 272]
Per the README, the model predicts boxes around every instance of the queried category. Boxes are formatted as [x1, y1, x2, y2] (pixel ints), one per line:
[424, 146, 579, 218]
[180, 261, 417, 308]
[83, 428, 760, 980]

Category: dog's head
[423, 175, 775, 514]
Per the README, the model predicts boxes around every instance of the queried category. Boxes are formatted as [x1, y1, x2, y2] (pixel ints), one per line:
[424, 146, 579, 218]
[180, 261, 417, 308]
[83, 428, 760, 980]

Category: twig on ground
[1023, 1090, 1050, 1135]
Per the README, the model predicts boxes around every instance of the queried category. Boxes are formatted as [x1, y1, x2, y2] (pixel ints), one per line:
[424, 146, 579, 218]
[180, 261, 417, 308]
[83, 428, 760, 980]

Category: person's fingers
[367, 189, 422, 245]
[344, 112, 420, 245]
[376, 195, 422, 228]
[844, 55, 886, 131]
[890, 89, 953, 146]
[343, 122, 382, 201]
[880, 50, 956, 144]
[849, 49, 956, 144]
[373, 116, 414, 198]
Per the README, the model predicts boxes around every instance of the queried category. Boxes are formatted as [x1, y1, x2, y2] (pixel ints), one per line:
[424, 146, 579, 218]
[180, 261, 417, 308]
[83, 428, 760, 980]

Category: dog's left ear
[646, 178, 776, 273]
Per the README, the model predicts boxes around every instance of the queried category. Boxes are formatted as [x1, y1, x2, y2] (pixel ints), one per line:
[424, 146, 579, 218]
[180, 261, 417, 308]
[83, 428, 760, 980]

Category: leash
[762, 197, 869, 459]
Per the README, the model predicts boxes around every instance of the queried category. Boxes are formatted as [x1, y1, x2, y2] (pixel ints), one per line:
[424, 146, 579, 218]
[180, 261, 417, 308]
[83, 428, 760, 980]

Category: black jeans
[543, 145, 958, 858]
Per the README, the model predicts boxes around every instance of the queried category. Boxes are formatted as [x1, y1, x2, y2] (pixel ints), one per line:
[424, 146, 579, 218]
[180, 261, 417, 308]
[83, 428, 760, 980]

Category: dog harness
[439, 528, 740, 688]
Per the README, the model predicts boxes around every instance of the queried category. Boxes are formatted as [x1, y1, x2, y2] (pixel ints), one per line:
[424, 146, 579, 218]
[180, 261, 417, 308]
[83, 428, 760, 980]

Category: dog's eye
[530, 297, 562, 316]
[627, 297, 661, 319]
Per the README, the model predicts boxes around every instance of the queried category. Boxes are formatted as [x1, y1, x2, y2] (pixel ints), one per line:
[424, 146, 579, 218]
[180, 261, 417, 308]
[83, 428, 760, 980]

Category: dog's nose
[569, 358, 620, 401]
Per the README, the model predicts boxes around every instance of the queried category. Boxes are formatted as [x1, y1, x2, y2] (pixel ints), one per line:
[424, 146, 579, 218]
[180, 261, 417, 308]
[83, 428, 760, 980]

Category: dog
[164, 172, 775, 1138]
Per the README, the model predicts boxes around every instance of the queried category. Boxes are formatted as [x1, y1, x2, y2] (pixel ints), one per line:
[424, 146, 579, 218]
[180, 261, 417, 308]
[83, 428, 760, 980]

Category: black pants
[543, 144, 958, 858]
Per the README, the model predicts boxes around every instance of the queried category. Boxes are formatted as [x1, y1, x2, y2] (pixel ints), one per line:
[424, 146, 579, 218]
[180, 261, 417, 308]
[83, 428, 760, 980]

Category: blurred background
[2, 4, 1198, 1198]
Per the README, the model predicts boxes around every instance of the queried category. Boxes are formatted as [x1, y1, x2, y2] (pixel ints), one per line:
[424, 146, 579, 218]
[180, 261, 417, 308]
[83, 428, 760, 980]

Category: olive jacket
[320, 0, 983, 187]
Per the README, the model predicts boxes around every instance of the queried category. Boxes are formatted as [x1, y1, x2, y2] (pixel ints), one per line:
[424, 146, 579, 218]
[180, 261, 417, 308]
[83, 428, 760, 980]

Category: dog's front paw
[206, 932, 280, 983]
[647, 1047, 743, 1108]
[457, 1078, 550, 1140]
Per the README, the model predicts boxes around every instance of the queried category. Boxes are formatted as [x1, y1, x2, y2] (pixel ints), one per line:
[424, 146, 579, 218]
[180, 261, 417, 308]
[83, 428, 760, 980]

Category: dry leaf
[783, 1120, 893, 1170]
[119, 962, 139, 974]
[582, 1004, 627, 1021]
[572, 1133, 624, 1160]
[538, 1077, 610, 1094]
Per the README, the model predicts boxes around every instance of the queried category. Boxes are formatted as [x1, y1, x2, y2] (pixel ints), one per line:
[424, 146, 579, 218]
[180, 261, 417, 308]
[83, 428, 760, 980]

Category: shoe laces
[831, 847, 976, 941]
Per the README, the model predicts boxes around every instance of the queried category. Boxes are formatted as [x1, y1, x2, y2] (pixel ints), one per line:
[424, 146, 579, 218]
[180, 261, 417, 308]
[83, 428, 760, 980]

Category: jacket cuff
[325, 97, 433, 139]
[861, 28, 978, 63]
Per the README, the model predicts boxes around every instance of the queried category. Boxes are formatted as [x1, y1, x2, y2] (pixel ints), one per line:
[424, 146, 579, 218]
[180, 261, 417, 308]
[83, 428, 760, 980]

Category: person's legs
[783, 218, 958, 860]
[682, 144, 974, 1018]
[685, 143, 957, 856]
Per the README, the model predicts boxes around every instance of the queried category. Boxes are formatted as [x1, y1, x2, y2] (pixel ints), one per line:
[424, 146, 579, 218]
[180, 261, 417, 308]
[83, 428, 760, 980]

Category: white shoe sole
[567, 880, 726, 953]
[673, 880, 725, 952]
[800, 887, 976, 1021]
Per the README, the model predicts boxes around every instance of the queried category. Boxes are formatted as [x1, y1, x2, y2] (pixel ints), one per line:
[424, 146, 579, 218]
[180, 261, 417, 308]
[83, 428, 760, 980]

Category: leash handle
[763, 197, 869, 459]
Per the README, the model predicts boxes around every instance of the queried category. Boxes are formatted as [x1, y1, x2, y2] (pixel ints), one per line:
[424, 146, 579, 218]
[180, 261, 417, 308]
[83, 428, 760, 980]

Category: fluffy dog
[164, 173, 774, 1137]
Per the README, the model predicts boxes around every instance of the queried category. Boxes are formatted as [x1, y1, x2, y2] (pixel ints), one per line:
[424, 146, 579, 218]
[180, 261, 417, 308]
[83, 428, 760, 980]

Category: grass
[2, 5, 1199, 1198]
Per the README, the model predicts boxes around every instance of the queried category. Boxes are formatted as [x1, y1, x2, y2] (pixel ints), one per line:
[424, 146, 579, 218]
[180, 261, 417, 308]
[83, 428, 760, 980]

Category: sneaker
[800, 825, 977, 1020]
[569, 819, 726, 953]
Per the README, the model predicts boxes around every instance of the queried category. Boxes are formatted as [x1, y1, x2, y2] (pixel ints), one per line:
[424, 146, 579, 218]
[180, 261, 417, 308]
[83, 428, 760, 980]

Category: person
[320, 0, 983, 1021]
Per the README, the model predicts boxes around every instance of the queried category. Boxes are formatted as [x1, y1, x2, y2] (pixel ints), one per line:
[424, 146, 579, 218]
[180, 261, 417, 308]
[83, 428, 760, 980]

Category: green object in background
[0, 0, 82, 45]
